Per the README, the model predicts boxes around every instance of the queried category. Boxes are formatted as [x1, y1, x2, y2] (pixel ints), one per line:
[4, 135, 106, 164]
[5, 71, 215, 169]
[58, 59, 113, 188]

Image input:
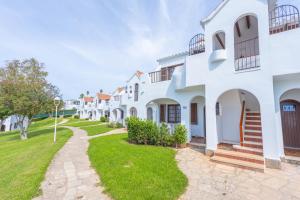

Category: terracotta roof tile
[83, 97, 94, 102]
[97, 93, 111, 100]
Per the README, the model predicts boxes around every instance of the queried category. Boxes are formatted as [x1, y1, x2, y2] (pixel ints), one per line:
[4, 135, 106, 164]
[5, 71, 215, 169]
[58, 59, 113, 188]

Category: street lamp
[54, 97, 61, 143]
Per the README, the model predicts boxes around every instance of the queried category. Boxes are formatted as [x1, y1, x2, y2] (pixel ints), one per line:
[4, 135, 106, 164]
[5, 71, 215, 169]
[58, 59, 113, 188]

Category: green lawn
[30, 117, 64, 130]
[81, 124, 116, 136]
[88, 134, 187, 200]
[63, 120, 103, 127]
[0, 126, 72, 200]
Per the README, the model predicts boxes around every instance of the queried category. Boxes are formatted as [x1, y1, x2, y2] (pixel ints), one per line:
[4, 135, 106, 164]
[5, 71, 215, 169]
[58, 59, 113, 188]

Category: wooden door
[160, 104, 166, 122]
[281, 100, 300, 149]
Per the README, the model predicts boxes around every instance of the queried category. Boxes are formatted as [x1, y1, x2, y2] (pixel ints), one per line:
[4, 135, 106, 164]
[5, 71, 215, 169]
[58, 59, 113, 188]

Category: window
[191, 103, 198, 124]
[98, 99, 101, 104]
[168, 104, 181, 123]
[216, 102, 221, 116]
[213, 31, 225, 50]
[147, 107, 153, 120]
[134, 83, 139, 101]
[160, 104, 166, 122]
[130, 107, 137, 117]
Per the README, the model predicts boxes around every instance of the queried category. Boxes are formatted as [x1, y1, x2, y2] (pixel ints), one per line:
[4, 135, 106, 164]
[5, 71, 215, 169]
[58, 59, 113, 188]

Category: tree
[79, 93, 84, 99]
[0, 58, 61, 139]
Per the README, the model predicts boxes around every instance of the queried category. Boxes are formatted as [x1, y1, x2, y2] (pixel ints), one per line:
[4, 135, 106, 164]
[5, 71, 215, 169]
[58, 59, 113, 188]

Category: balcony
[189, 33, 205, 56]
[269, 5, 300, 35]
[234, 37, 260, 72]
[149, 64, 182, 83]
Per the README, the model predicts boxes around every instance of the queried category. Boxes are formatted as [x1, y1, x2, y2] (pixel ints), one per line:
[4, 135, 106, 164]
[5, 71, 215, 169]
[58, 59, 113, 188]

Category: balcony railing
[149, 66, 175, 83]
[269, 5, 300, 34]
[189, 33, 205, 56]
[234, 37, 260, 71]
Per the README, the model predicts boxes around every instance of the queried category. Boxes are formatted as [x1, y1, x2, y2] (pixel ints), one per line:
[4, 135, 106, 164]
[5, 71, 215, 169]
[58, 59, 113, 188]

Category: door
[281, 100, 300, 149]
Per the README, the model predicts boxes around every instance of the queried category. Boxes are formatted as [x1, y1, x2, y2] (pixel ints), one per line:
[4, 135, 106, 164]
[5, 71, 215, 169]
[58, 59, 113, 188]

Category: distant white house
[64, 99, 80, 110]
[78, 91, 111, 120]
[0, 115, 29, 132]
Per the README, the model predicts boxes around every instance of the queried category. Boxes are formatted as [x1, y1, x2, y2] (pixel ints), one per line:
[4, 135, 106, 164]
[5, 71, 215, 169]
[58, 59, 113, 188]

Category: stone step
[245, 126, 262, 131]
[214, 149, 264, 164]
[188, 142, 206, 149]
[246, 116, 261, 121]
[243, 141, 263, 149]
[233, 145, 263, 156]
[244, 131, 262, 137]
[244, 136, 262, 143]
[245, 121, 261, 126]
[211, 156, 264, 172]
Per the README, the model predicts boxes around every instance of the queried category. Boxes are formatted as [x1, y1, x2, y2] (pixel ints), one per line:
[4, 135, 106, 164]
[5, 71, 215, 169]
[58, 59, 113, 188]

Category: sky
[0, 0, 299, 99]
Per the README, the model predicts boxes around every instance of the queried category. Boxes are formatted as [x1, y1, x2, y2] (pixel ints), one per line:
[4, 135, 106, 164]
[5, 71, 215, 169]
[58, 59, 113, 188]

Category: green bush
[174, 125, 187, 145]
[115, 122, 123, 128]
[100, 116, 107, 123]
[73, 115, 79, 119]
[107, 122, 115, 128]
[127, 117, 185, 147]
[63, 114, 72, 118]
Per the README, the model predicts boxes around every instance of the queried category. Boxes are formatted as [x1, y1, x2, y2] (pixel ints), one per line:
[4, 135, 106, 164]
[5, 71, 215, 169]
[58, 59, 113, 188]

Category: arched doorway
[129, 107, 137, 117]
[280, 89, 300, 152]
[216, 89, 262, 149]
[190, 96, 206, 144]
[147, 107, 153, 121]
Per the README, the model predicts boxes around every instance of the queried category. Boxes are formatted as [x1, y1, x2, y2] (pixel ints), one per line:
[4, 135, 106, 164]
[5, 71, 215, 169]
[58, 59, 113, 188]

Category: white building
[0, 115, 29, 132]
[108, 0, 300, 171]
[64, 99, 80, 111]
[78, 92, 111, 120]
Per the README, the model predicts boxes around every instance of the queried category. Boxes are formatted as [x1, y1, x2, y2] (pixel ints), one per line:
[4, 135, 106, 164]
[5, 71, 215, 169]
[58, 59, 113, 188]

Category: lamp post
[54, 97, 61, 143]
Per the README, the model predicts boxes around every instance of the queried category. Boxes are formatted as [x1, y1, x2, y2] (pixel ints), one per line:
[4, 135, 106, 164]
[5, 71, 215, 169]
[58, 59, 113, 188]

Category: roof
[200, 0, 230, 28]
[113, 87, 125, 95]
[83, 97, 94, 102]
[96, 93, 111, 100]
[156, 51, 189, 63]
[126, 70, 144, 83]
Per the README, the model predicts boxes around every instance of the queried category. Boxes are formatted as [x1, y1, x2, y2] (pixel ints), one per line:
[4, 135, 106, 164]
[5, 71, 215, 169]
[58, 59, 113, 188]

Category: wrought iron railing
[234, 37, 260, 71]
[149, 66, 176, 83]
[189, 33, 205, 56]
[269, 5, 300, 34]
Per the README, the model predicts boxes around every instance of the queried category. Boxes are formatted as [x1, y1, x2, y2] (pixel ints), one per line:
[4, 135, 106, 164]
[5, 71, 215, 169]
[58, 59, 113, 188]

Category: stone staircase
[211, 111, 265, 172]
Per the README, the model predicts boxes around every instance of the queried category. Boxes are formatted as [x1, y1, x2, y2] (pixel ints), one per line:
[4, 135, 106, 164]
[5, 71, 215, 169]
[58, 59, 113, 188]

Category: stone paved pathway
[177, 148, 300, 200]
[88, 128, 127, 140]
[34, 127, 111, 200]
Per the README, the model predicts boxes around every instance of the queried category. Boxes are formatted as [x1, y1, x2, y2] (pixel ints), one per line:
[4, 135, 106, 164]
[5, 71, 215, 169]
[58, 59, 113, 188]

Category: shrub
[127, 117, 184, 147]
[115, 122, 123, 128]
[107, 122, 115, 128]
[100, 116, 107, 123]
[174, 125, 187, 146]
[73, 115, 79, 119]
[63, 114, 72, 118]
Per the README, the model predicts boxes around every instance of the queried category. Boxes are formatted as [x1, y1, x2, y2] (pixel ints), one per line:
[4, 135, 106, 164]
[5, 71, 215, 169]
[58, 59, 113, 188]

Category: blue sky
[0, 0, 298, 99]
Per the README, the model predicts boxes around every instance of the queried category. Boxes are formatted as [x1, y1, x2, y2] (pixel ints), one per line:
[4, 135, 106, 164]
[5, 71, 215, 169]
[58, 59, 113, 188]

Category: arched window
[134, 83, 139, 101]
[147, 107, 153, 120]
[130, 107, 137, 117]
[213, 31, 225, 50]
[234, 15, 260, 71]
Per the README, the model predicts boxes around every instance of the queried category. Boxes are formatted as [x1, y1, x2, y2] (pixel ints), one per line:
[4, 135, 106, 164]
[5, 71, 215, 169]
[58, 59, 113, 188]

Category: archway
[280, 89, 300, 155]
[147, 107, 153, 121]
[190, 96, 206, 144]
[129, 107, 137, 117]
[216, 89, 261, 149]
[234, 14, 260, 71]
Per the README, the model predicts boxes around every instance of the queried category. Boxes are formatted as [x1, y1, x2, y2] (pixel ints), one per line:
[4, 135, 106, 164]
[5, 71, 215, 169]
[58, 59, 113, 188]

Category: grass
[81, 124, 116, 136]
[88, 134, 187, 200]
[63, 120, 103, 127]
[30, 117, 64, 130]
[0, 124, 72, 200]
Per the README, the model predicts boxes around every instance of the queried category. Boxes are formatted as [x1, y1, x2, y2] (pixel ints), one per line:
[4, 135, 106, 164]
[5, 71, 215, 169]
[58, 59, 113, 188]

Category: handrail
[239, 101, 246, 146]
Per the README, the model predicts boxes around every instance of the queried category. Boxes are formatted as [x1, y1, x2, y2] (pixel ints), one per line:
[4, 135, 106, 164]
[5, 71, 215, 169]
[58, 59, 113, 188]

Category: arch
[234, 14, 260, 71]
[147, 107, 153, 121]
[134, 83, 139, 101]
[212, 31, 225, 50]
[129, 107, 137, 117]
[146, 98, 181, 125]
[279, 89, 300, 150]
[216, 89, 261, 146]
